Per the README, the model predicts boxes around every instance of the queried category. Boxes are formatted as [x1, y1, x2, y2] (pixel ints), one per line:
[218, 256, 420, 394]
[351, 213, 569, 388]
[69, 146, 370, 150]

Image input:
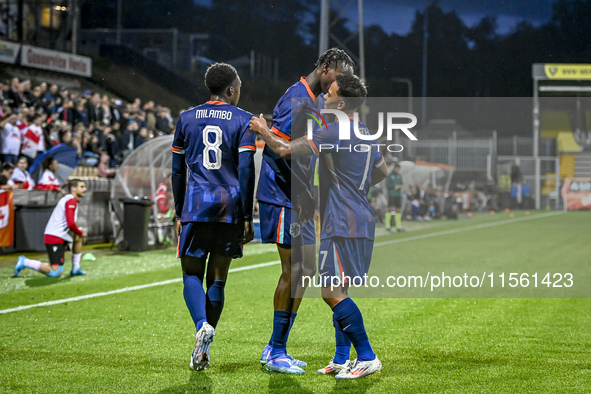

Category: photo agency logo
[305, 109, 418, 153]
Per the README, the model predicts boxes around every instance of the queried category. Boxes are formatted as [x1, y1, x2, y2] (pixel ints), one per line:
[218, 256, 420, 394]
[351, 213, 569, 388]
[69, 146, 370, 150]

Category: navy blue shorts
[178, 222, 243, 259]
[318, 237, 374, 285]
[259, 202, 316, 245]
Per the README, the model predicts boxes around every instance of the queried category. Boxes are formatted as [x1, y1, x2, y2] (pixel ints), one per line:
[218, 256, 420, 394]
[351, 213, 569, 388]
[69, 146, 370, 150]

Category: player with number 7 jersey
[171, 63, 256, 372]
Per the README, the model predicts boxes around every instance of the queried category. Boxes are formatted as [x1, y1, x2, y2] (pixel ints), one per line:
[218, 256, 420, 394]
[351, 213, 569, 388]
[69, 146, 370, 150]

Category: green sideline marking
[0, 211, 563, 315]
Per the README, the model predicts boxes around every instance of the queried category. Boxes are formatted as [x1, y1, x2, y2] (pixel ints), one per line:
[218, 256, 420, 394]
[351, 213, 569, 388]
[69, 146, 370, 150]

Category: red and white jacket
[10, 167, 35, 190]
[36, 169, 60, 191]
[44, 194, 83, 244]
[21, 124, 45, 159]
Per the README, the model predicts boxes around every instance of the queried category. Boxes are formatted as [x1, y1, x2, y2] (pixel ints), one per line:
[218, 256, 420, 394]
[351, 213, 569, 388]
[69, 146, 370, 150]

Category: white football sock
[72, 253, 82, 270]
[24, 258, 42, 271]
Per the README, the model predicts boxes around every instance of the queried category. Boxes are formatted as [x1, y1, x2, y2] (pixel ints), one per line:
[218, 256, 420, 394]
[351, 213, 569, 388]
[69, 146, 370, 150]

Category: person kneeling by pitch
[14, 179, 88, 278]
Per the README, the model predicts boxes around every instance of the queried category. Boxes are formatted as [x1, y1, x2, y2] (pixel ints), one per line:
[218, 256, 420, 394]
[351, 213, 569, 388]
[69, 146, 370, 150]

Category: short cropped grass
[0, 211, 589, 392]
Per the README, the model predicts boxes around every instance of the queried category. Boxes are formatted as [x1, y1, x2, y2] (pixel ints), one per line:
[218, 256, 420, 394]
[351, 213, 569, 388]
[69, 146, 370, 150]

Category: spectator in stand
[106, 133, 122, 167]
[30, 85, 44, 109]
[134, 110, 148, 128]
[71, 132, 83, 160]
[39, 82, 48, 96]
[85, 131, 101, 159]
[15, 106, 29, 132]
[85, 93, 101, 124]
[1, 110, 21, 164]
[44, 84, 60, 113]
[100, 95, 113, 125]
[0, 162, 15, 190]
[155, 106, 173, 134]
[111, 121, 122, 145]
[15, 80, 29, 107]
[76, 101, 89, 126]
[97, 152, 116, 178]
[69, 89, 80, 102]
[121, 119, 138, 157]
[135, 126, 149, 148]
[37, 156, 62, 191]
[131, 98, 141, 112]
[111, 98, 123, 126]
[21, 112, 46, 166]
[100, 124, 115, 151]
[0, 80, 9, 104]
[79, 131, 99, 166]
[57, 99, 76, 125]
[143, 101, 157, 129]
[10, 155, 35, 190]
[60, 128, 72, 144]
[56, 87, 68, 112]
[7, 77, 24, 109]
[86, 121, 98, 138]
[21, 80, 35, 106]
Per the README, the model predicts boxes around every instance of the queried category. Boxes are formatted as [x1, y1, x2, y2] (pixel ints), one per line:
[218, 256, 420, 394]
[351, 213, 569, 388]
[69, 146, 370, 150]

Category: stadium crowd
[0, 76, 175, 189]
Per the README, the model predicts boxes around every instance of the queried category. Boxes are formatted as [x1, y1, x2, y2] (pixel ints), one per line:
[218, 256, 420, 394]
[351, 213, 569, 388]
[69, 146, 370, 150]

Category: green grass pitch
[0, 211, 589, 392]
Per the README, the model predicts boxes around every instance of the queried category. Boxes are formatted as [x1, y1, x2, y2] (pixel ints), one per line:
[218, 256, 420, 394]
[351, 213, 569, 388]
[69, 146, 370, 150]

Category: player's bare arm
[249, 114, 313, 159]
[241, 221, 254, 245]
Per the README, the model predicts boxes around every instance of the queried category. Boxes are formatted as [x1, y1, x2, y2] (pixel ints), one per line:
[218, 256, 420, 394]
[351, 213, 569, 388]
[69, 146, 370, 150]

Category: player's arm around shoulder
[249, 114, 313, 159]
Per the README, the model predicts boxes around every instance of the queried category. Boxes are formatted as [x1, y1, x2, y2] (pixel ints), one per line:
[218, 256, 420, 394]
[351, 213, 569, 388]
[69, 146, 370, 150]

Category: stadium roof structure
[110, 135, 173, 248]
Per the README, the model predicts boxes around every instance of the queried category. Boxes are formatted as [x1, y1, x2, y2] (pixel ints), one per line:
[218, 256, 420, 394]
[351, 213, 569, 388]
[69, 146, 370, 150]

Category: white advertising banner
[20, 45, 92, 77]
[0, 40, 21, 64]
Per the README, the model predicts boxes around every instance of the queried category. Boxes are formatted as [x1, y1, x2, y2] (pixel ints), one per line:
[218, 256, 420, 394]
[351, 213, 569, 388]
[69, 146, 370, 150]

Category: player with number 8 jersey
[172, 63, 256, 372]
[172, 103, 255, 225]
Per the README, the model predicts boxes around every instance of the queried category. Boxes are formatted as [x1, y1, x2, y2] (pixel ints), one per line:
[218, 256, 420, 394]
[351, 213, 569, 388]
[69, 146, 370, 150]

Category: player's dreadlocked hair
[315, 48, 355, 72]
[204, 63, 239, 95]
[335, 74, 367, 111]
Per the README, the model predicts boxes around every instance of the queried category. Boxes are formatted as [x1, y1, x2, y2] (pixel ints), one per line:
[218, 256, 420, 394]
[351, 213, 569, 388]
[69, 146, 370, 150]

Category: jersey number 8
[203, 126, 223, 170]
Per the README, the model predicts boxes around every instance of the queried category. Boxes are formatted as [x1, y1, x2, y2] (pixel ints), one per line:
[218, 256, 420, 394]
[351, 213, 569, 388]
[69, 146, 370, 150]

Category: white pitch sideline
[0, 260, 280, 315]
[374, 211, 564, 247]
[0, 211, 563, 315]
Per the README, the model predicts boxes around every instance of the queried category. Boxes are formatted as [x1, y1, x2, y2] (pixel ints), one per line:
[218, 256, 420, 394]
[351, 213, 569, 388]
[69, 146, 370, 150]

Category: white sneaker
[317, 358, 350, 374]
[335, 357, 382, 379]
[189, 322, 215, 371]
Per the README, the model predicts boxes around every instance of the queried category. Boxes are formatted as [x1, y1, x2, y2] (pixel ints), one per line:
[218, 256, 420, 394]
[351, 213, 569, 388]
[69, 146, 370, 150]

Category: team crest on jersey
[290, 223, 301, 237]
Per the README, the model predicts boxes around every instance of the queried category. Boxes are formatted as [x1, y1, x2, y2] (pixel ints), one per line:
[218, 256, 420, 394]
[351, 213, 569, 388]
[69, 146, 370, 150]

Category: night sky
[351, 0, 556, 35]
[195, 0, 556, 35]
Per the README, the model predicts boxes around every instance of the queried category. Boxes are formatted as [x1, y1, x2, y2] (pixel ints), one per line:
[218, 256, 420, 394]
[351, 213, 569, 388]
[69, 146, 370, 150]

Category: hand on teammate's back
[249, 114, 267, 134]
